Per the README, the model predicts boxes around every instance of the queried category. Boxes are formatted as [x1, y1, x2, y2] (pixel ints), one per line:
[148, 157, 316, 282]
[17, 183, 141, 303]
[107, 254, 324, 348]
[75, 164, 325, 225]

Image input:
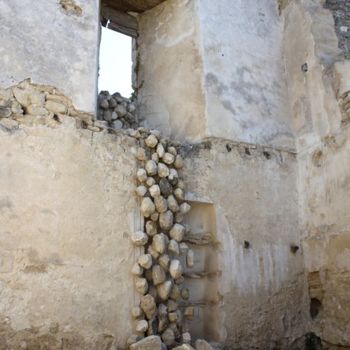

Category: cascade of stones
[98, 91, 216, 350]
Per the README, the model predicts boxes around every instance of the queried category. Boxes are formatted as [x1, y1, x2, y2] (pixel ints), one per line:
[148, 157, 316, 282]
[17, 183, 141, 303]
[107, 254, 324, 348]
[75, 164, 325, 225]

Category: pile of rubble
[97, 90, 138, 129]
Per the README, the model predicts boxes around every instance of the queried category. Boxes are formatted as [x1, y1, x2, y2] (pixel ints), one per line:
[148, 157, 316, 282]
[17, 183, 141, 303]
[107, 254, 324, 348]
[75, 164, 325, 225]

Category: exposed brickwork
[324, 0, 350, 58]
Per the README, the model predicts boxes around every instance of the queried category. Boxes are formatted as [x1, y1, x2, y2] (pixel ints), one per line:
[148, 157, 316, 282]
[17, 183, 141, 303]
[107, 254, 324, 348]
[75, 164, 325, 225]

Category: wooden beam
[101, 5, 138, 38]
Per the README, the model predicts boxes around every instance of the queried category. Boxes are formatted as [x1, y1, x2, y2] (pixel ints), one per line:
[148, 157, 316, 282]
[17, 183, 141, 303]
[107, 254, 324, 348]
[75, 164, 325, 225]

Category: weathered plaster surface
[282, 0, 350, 346]
[0, 120, 138, 349]
[0, 0, 100, 113]
[137, 0, 207, 142]
[198, 0, 295, 150]
[183, 141, 307, 349]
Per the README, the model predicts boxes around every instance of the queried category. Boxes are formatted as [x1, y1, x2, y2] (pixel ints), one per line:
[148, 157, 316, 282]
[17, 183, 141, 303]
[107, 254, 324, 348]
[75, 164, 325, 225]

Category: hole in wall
[244, 240, 251, 249]
[290, 244, 299, 254]
[310, 298, 322, 319]
[245, 147, 251, 156]
[263, 151, 271, 159]
[98, 24, 133, 97]
[226, 144, 232, 152]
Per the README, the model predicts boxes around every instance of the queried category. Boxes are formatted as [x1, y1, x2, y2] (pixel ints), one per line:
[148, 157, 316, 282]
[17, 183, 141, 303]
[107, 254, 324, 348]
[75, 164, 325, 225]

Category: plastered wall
[0, 119, 137, 349]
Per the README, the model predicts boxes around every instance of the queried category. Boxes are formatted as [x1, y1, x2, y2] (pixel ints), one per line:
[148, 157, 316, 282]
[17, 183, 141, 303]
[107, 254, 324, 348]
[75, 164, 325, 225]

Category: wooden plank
[101, 5, 138, 38]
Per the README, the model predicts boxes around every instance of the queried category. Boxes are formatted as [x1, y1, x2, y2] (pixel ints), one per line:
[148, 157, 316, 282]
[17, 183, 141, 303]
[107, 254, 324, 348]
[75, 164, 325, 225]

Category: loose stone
[131, 262, 143, 276]
[152, 234, 166, 254]
[169, 224, 185, 242]
[136, 319, 149, 333]
[149, 184, 161, 198]
[135, 277, 148, 295]
[127, 334, 140, 347]
[131, 231, 148, 246]
[186, 249, 194, 267]
[140, 294, 157, 320]
[155, 196, 168, 214]
[45, 100, 67, 114]
[157, 280, 172, 301]
[145, 134, 158, 148]
[156, 143, 165, 158]
[159, 211, 174, 231]
[177, 180, 185, 190]
[141, 197, 156, 218]
[180, 202, 191, 214]
[151, 212, 159, 222]
[170, 284, 181, 301]
[148, 245, 160, 260]
[167, 146, 177, 156]
[174, 188, 184, 201]
[152, 153, 159, 163]
[167, 195, 179, 213]
[136, 148, 146, 161]
[159, 179, 173, 197]
[158, 163, 170, 178]
[146, 221, 158, 236]
[161, 328, 175, 347]
[168, 168, 179, 186]
[173, 345, 195, 350]
[174, 276, 185, 285]
[148, 285, 158, 300]
[136, 185, 147, 197]
[162, 152, 175, 165]
[115, 104, 127, 117]
[145, 160, 158, 176]
[138, 254, 153, 269]
[158, 254, 170, 271]
[195, 339, 214, 350]
[146, 177, 156, 187]
[169, 259, 183, 279]
[174, 155, 184, 169]
[132, 306, 143, 319]
[168, 240, 180, 255]
[152, 264, 166, 285]
[137, 168, 147, 183]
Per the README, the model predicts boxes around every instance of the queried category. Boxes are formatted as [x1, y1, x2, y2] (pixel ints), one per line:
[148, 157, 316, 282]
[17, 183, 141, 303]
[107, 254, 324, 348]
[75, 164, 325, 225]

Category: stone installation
[0, 0, 350, 349]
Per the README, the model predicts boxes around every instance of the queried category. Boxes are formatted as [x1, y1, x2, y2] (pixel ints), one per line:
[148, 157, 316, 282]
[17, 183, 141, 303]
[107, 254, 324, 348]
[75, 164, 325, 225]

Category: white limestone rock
[168, 239, 180, 255]
[146, 177, 156, 187]
[137, 168, 148, 183]
[158, 254, 170, 272]
[131, 306, 143, 319]
[145, 160, 158, 176]
[138, 254, 153, 269]
[135, 277, 148, 295]
[140, 294, 157, 320]
[169, 260, 183, 279]
[195, 339, 214, 350]
[159, 211, 174, 231]
[152, 264, 166, 286]
[174, 188, 184, 201]
[136, 185, 147, 197]
[155, 196, 168, 214]
[174, 155, 184, 169]
[136, 147, 146, 161]
[131, 231, 148, 246]
[152, 234, 166, 254]
[186, 249, 194, 268]
[162, 152, 175, 165]
[135, 319, 148, 333]
[149, 184, 161, 198]
[158, 163, 170, 178]
[131, 262, 144, 276]
[157, 280, 172, 301]
[146, 221, 158, 236]
[180, 202, 191, 214]
[169, 224, 185, 242]
[145, 134, 158, 148]
[141, 197, 155, 218]
[167, 195, 179, 213]
[130, 335, 162, 350]
[156, 143, 165, 158]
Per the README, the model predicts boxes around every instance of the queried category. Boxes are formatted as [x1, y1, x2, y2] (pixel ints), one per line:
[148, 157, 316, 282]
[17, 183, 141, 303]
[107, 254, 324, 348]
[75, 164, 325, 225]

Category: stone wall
[0, 0, 100, 113]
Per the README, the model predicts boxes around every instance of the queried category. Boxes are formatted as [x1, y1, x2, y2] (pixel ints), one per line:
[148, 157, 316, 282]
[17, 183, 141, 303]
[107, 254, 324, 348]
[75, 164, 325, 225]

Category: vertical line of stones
[129, 128, 194, 349]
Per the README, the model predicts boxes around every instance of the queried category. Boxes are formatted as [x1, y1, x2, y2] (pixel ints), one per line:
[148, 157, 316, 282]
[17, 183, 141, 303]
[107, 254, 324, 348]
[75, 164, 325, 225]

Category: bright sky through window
[98, 27, 133, 98]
